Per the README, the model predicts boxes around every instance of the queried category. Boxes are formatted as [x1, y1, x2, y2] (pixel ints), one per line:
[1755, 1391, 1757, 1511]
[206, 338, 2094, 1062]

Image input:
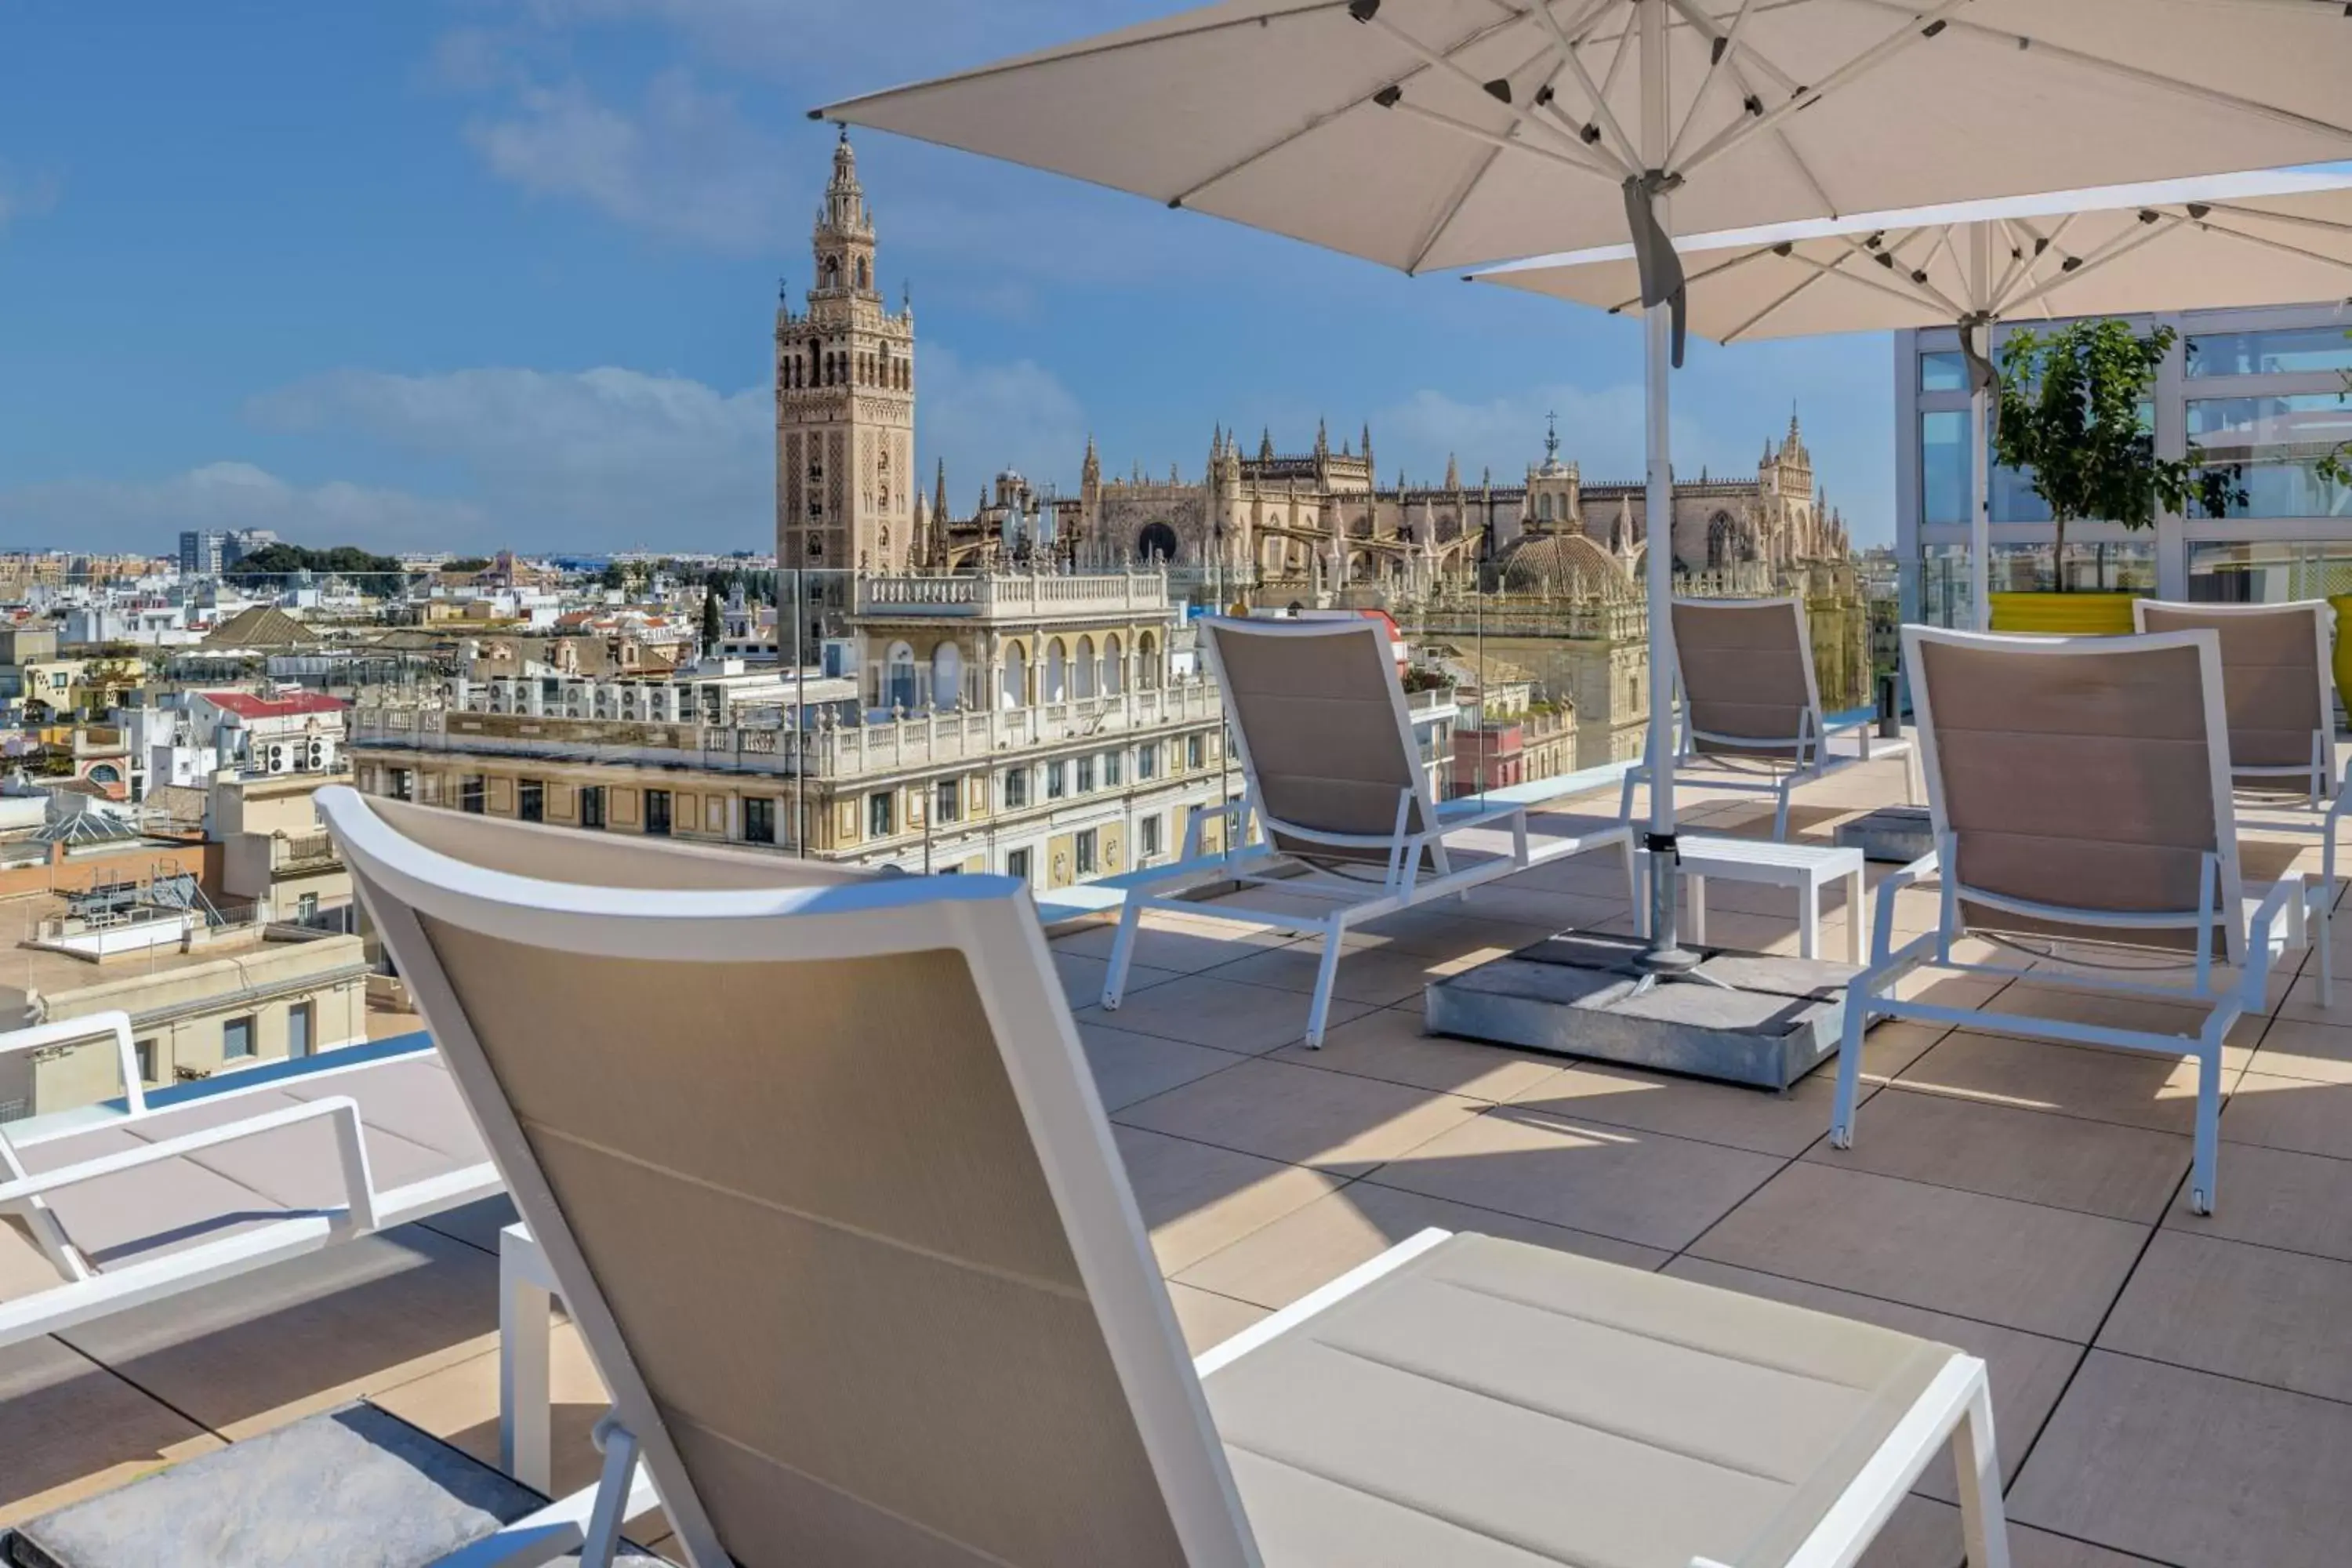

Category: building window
[288, 1002, 314, 1059]
[1918, 350, 1967, 394]
[1921, 410, 1967, 527]
[2187, 394, 2352, 518]
[1075, 829, 1098, 877]
[1137, 743, 1158, 780]
[296, 891, 319, 924]
[935, 779, 961, 824]
[1046, 760, 1068, 800]
[1139, 814, 1162, 859]
[389, 768, 414, 803]
[1103, 750, 1123, 787]
[459, 775, 486, 814]
[644, 789, 673, 837]
[868, 790, 895, 839]
[1076, 756, 1096, 793]
[134, 1037, 158, 1085]
[581, 785, 607, 829]
[744, 797, 776, 844]
[519, 779, 545, 822]
[223, 1015, 256, 1060]
[2187, 327, 2352, 378]
[1007, 847, 1032, 883]
[1004, 768, 1029, 809]
[1188, 734, 1207, 771]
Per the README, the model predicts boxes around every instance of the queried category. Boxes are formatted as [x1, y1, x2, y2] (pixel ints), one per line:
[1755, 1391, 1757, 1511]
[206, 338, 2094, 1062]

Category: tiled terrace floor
[9, 750, 2352, 1566]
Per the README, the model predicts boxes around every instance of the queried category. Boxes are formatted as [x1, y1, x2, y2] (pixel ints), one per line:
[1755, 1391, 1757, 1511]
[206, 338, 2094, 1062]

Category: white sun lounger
[1834, 626, 2332, 1218]
[1621, 595, 1918, 840]
[1103, 614, 1637, 1046]
[0, 1011, 500, 1351]
[324, 783, 2011, 1568]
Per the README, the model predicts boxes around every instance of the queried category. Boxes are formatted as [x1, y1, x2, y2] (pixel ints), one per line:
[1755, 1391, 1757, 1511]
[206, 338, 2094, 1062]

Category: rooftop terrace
[4, 746, 2349, 1564]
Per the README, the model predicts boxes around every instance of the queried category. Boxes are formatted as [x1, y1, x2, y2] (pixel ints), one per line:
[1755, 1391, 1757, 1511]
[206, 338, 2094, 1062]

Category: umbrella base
[1424, 930, 1855, 1091]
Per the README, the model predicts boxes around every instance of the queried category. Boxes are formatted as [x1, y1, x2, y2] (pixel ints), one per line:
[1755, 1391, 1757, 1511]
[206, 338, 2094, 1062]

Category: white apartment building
[347, 572, 1245, 889]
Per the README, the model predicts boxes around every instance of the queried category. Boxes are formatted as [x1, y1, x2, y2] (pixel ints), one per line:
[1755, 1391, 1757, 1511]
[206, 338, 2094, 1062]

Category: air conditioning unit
[304, 738, 329, 771]
[263, 742, 291, 775]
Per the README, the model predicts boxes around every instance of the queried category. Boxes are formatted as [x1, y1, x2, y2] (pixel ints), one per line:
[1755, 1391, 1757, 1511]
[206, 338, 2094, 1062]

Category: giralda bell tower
[776, 129, 916, 583]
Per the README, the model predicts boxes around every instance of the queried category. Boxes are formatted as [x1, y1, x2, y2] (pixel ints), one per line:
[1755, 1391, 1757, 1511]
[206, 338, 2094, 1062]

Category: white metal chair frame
[1618, 595, 1916, 841]
[1102, 616, 1635, 1046]
[1831, 627, 2334, 1218]
[0, 1011, 497, 1349]
[321, 784, 2008, 1568]
[2132, 597, 2339, 808]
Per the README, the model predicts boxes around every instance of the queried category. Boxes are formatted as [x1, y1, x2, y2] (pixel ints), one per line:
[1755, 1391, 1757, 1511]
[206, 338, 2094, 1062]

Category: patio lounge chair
[0, 1010, 500, 1352]
[1620, 596, 1917, 840]
[323, 782, 2013, 1568]
[1832, 626, 2334, 1218]
[1103, 615, 1638, 1047]
[2133, 598, 2339, 807]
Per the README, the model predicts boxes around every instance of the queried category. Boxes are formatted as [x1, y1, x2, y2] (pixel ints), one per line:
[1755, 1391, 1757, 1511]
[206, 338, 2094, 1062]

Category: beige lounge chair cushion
[1207, 621, 1430, 863]
[1672, 601, 1815, 758]
[1918, 637, 2224, 940]
[2138, 604, 2323, 771]
[1206, 1234, 1954, 1568]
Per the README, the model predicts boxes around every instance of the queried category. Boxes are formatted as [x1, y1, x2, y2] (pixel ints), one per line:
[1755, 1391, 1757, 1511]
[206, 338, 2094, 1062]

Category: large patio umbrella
[1472, 168, 2352, 627]
[817, 0, 2352, 972]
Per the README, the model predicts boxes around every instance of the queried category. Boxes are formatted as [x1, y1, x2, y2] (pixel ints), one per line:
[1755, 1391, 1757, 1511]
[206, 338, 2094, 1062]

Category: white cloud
[194, 350, 1089, 551]
[1370, 382, 1719, 489]
[0, 462, 484, 552]
[249, 365, 773, 548]
[465, 69, 799, 254]
[919, 346, 1088, 499]
[495, 0, 1116, 86]
[0, 165, 60, 232]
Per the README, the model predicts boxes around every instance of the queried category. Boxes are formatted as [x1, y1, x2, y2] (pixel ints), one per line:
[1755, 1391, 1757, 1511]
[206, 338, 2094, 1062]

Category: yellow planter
[1987, 591, 2139, 636]
[2329, 596, 2352, 712]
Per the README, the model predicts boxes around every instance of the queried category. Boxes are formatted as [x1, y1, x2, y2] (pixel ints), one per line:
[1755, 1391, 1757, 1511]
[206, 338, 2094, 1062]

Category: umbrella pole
[1970, 377, 1991, 629]
[1967, 229, 1994, 631]
[1635, 0, 1700, 975]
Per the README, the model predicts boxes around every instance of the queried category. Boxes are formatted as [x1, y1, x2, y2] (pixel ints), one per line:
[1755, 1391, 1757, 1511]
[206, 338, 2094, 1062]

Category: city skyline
[0, 2, 1900, 556]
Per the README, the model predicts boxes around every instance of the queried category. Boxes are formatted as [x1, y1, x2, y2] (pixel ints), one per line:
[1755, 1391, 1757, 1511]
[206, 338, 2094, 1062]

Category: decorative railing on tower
[855, 571, 1170, 618]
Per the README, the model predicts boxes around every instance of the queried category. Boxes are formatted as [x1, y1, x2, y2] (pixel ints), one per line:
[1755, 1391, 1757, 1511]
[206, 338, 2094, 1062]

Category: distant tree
[700, 586, 724, 656]
[441, 557, 492, 575]
[598, 563, 629, 592]
[224, 543, 408, 597]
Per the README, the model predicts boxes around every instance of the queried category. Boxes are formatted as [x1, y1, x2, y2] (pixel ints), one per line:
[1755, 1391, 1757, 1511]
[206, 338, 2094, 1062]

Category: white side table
[500, 1220, 559, 1494]
[1635, 836, 1867, 964]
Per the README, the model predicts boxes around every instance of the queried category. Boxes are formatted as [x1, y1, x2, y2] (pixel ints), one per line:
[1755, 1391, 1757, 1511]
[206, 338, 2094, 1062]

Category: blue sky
[0, 1, 1901, 557]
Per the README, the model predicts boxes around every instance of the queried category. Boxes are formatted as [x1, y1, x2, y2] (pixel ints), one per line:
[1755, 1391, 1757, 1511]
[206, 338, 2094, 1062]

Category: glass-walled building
[1895, 304, 2352, 626]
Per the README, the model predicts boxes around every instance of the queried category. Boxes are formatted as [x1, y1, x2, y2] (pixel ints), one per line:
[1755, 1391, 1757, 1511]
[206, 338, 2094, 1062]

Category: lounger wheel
[2190, 1187, 2212, 1216]
[1829, 1123, 1853, 1151]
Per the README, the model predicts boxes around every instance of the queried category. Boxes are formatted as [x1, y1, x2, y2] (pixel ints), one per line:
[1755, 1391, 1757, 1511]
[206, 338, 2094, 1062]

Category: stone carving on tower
[775, 130, 916, 576]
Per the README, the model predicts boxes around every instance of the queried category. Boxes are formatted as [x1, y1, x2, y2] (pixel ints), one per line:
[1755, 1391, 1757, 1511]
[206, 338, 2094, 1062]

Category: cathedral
[910, 412, 1850, 595]
[777, 136, 1851, 591]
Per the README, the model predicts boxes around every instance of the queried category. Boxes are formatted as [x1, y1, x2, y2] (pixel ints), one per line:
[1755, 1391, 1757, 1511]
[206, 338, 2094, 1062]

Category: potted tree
[1989, 318, 2238, 633]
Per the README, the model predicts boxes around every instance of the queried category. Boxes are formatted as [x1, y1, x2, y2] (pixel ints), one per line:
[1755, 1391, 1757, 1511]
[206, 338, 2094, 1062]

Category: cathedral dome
[1497, 532, 1634, 597]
